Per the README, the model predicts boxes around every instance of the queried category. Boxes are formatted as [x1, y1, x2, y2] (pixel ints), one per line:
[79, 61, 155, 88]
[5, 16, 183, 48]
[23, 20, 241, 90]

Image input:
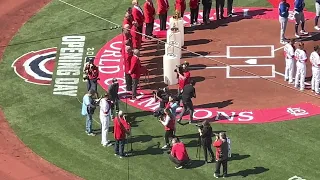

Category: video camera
[174, 61, 189, 74]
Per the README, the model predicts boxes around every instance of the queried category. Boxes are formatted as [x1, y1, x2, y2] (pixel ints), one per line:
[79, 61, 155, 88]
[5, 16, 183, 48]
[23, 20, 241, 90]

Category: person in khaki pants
[278, 0, 290, 44]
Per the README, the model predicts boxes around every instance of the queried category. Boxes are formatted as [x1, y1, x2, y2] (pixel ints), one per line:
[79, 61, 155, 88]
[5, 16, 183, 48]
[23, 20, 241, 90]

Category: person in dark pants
[157, 0, 169, 30]
[108, 78, 120, 116]
[202, 0, 212, 24]
[113, 111, 131, 158]
[227, 0, 234, 17]
[85, 63, 99, 94]
[128, 49, 141, 100]
[198, 120, 214, 163]
[190, 0, 200, 26]
[213, 132, 229, 178]
[159, 108, 176, 149]
[169, 137, 191, 169]
[215, 0, 225, 20]
[177, 80, 196, 124]
[144, 0, 156, 39]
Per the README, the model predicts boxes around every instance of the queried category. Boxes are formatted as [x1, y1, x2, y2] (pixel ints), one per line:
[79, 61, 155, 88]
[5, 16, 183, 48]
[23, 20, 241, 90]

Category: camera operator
[113, 111, 131, 158]
[84, 58, 99, 92]
[175, 62, 191, 97]
[153, 87, 169, 117]
[198, 120, 214, 163]
[108, 78, 120, 116]
[169, 137, 191, 169]
[213, 132, 229, 178]
[166, 96, 179, 134]
[177, 80, 196, 124]
[81, 89, 97, 136]
[159, 108, 176, 149]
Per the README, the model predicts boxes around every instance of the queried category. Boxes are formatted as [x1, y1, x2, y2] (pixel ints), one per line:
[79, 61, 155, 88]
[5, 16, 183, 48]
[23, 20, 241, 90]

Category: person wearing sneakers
[294, 42, 308, 91]
[294, 0, 308, 38]
[279, 0, 290, 44]
[310, 45, 320, 94]
[144, 0, 156, 39]
[108, 78, 120, 116]
[284, 39, 296, 84]
[213, 132, 229, 178]
[99, 93, 113, 147]
[114, 111, 131, 158]
[81, 90, 97, 136]
[190, 0, 200, 26]
[128, 49, 141, 100]
[315, 0, 320, 30]
[169, 137, 191, 169]
[159, 108, 176, 149]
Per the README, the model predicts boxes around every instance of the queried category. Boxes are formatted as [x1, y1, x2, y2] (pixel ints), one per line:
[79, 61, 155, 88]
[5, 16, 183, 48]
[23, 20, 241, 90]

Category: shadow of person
[131, 135, 162, 143]
[195, 99, 233, 109]
[229, 153, 251, 161]
[228, 166, 270, 177]
[185, 160, 206, 169]
[131, 142, 164, 156]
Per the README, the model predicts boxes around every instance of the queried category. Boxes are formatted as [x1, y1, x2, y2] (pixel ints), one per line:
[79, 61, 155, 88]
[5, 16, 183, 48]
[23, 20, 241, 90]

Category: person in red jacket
[157, 0, 169, 30]
[131, 24, 142, 49]
[123, 8, 133, 29]
[189, 0, 200, 26]
[169, 137, 190, 169]
[113, 111, 131, 158]
[175, 0, 186, 17]
[128, 49, 141, 100]
[213, 132, 229, 178]
[132, 0, 145, 34]
[120, 45, 133, 93]
[159, 108, 176, 149]
[144, 0, 156, 39]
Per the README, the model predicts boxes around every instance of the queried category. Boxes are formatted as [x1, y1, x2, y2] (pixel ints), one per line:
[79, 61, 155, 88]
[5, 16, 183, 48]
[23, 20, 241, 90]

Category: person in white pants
[294, 42, 308, 91]
[100, 93, 112, 147]
[310, 45, 320, 95]
[284, 39, 296, 84]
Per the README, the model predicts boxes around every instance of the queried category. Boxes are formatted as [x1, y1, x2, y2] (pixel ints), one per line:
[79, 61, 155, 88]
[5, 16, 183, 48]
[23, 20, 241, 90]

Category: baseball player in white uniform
[294, 42, 308, 91]
[99, 93, 112, 147]
[284, 39, 296, 84]
[310, 45, 320, 94]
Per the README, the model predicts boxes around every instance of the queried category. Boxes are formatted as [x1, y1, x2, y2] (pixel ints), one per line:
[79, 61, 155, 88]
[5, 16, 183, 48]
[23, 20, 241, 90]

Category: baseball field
[0, 0, 320, 180]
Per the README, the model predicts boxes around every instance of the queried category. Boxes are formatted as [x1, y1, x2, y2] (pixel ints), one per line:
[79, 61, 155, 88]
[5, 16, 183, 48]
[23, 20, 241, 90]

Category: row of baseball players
[279, 0, 320, 44]
[284, 40, 320, 94]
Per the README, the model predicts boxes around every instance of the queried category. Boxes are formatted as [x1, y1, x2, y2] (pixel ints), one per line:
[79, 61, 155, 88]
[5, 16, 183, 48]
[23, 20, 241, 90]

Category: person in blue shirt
[279, 0, 290, 44]
[294, 0, 309, 38]
[315, 0, 320, 30]
[82, 89, 97, 136]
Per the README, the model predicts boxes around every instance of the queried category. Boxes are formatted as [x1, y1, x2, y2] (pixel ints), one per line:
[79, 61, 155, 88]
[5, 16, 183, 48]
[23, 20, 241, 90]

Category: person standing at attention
[144, 0, 156, 39]
[157, 0, 169, 30]
[294, 0, 308, 38]
[99, 93, 112, 147]
[189, 0, 200, 26]
[128, 49, 141, 100]
[202, 0, 212, 25]
[284, 39, 295, 84]
[294, 42, 308, 91]
[215, 0, 225, 20]
[279, 0, 290, 44]
[81, 90, 97, 136]
[310, 45, 320, 95]
[175, 0, 186, 17]
[314, 0, 320, 30]
[132, 0, 145, 34]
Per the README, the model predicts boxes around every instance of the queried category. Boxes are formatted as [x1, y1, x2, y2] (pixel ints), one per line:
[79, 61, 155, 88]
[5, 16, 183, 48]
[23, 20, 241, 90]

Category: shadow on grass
[229, 153, 250, 161]
[130, 142, 164, 156]
[228, 166, 269, 178]
[131, 135, 162, 143]
[185, 160, 205, 169]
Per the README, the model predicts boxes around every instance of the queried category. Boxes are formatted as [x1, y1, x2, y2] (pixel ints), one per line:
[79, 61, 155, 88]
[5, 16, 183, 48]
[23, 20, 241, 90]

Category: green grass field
[0, 0, 320, 179]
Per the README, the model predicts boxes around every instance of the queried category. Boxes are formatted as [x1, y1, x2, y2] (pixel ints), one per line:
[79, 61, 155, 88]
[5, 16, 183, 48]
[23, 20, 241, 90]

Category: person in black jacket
[108, 78, 120, 116]
[215, 0, 225, 20]
[198, 120, 214, 163]
[202, 0, 212, 24]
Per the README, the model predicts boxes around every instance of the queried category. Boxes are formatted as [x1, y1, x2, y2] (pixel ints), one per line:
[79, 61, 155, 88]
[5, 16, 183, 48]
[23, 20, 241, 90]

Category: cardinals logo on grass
[12, 48, 57, 85]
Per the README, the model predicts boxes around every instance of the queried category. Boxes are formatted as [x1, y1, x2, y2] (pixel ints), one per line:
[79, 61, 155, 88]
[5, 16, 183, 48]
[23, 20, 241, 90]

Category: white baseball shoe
[295, 34, 300, 38]
[315, 26, 320, 30]
[300, 30, 309, 35]
[280, 40, 287, 44]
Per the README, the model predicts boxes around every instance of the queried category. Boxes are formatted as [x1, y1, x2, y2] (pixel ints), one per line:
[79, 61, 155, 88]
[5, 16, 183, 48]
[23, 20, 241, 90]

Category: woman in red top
[189, 0, 200, 26]
[175, 0, 186, 17]
[159, 108, 176, 149]
[144, 0, 156, 39]
[113, 111, 131, 158]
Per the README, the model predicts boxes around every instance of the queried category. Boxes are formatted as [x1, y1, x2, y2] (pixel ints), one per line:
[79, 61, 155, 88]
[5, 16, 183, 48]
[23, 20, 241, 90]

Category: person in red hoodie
[144, 0, 156, 39]
[189, 0, 200, 26]
[113, 110, 131, 158]
[175, 0, 186, 17]
[159, 108, 176, 149]
[132, 0, 145, 34]
[128, 49, 141, 100]
[157, 0, 169, 30]
[169, 137, 191, 169]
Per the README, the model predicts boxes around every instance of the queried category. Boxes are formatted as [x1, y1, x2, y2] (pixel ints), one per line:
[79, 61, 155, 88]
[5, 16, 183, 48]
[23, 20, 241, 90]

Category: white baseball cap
[118, 110, 124, 116]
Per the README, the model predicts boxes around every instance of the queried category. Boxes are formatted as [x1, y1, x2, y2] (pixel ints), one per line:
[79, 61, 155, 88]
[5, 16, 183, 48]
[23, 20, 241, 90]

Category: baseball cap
[118, 110, 124, 116]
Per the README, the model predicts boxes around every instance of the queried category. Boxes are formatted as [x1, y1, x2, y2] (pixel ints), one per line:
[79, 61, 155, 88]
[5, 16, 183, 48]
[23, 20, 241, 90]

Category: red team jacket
[132, 5, 145, 27]
[189, 0, 200, 9]
[120, 47, 133, 74]
[157, 0, 169, 14]
[123, 17, 133, 29]
[175, 0, 186, 15]
[178, 71, 190, 90]
[113, 117, 131, 140]
[131, 25, 142, 49]
[144, 1, 156, 23]
[171, 142, 190, 161]
[129, 55, 141, 79]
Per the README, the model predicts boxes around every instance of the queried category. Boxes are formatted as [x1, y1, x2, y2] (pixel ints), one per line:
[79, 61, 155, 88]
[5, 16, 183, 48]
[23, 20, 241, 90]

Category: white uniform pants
[311, 66, 320, 93]
[294, 62, 306, 90]
[285, 58, 294, 82]
[100, 115, 110, 145]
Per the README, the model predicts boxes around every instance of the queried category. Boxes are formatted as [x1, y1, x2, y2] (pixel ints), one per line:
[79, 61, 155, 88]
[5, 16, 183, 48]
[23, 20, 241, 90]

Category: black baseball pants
[178, 100, 194, 122]
[125, 74, 132, 91]
[215, 0, 225, 19]
[159, 13, 167, 30]
[202, 3, 212, 24]
[145, 21, 154, 37]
